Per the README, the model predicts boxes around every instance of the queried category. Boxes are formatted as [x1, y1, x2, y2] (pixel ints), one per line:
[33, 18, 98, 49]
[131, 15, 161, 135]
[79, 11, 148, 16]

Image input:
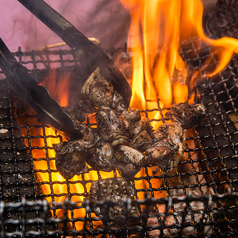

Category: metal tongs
[17, 0, 131, 107]
[0, 0, 132, 140]
[0, 38, 81, 139]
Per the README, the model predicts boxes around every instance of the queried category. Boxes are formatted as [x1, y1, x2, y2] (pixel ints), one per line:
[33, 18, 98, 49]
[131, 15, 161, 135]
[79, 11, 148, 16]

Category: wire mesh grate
[1, 1, 238, 237]
[0, 192, 238, 237]
[0, 46, 237, 236]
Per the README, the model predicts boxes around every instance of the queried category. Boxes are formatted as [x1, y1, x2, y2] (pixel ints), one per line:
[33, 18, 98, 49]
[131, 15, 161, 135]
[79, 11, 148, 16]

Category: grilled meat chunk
[54, 140, 89, 179]
[81, 67, 125, 112]
[122, 108, 141, 122]
[87, 141, 115, 172]
[146, 122, 186, 172]
[130, 130, 153, 151]
[113, 145, 150, 179]
[81, 67, 114, 109]
[55, 69, 206, 180]
[54, 125, 95, 179]
[131, 116, 153, 138]
[111, 90, 126, 112]
[166, 102, 206, 129]
[96, 106, 131, 146]
[88, 177, 139, 226]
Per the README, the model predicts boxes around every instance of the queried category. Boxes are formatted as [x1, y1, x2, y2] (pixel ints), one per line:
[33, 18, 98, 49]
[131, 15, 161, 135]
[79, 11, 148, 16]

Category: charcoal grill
[1, 1, 238, 237]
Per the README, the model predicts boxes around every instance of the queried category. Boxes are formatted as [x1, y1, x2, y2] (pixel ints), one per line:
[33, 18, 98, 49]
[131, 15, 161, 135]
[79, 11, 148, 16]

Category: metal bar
[17, 0, 132, 108]
[0, 38, 80, 140]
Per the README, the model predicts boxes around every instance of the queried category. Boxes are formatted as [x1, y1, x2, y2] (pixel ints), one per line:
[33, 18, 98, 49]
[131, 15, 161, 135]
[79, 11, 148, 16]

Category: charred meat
[146, 122, 186, 172]
[166, 103, 206, 129]
[122, 107, 141, 122]
[113, 145, 150, 180]
[54, 140, 89, 179]
[87, 141, 115, 172]
[54, 124, 95, 179]
[96, 106, 131, 145]
[81, 67, 114, 110]
[129, 130, 153, 152]
[54, 68, 206, 180]
[79, 67, 125, 118]
[88, 177, 140, 226]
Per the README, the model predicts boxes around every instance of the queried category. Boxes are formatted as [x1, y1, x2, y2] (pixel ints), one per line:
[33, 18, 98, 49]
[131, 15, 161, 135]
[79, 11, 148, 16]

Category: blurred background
[0, 0, 130, 51]
[0, 0, 216, 52]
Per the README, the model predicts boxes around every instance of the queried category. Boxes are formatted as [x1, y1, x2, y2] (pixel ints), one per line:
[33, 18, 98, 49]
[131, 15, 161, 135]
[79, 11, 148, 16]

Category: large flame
[121, 0, 238, 129]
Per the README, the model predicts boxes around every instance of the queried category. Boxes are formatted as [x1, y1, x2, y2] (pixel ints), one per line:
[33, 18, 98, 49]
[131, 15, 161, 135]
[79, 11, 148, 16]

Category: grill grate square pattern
[1, 1, 238, 236]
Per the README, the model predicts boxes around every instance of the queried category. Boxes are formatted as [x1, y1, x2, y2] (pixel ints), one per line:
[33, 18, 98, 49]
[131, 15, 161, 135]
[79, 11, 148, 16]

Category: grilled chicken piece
[96, 106, 131, 146]
[113, 145, 150, 179]
[87, 141, 115, 172]
[88, 177, 140, 226]
[146, 122, 186, 172]
[54, 125, 95, 179]
[81, 67, 125, 111]
[130, 130, 153, 151]
[54, 140, 89, 179]
[122, 108, 141, 122]
[166, 103, 206, 129]
[131, 116, 153, 137]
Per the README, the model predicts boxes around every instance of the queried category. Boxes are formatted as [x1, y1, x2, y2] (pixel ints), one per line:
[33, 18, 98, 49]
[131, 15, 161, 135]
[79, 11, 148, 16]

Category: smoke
[0, 0, 130, 52]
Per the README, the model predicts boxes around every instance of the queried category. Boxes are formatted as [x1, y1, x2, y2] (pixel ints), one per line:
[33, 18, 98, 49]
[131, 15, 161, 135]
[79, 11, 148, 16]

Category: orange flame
[39, 69, 71, 107]
[121, 0, 238, 129]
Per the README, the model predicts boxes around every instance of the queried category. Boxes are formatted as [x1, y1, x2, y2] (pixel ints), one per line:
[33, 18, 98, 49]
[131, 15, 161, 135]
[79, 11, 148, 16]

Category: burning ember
[1, 0, 238, 236]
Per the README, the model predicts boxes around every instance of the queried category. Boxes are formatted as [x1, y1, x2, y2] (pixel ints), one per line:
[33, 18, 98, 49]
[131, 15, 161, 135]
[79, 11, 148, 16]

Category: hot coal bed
[1, 1, 238, 237]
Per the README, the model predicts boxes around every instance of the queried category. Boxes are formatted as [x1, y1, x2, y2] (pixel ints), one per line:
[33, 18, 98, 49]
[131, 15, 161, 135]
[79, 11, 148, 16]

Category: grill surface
[1, 1, 238, 237]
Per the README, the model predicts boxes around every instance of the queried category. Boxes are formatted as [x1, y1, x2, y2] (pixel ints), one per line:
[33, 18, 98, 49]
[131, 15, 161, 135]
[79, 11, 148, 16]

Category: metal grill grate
[1, 3, 238, 238]
[0, 45, 237, 237]
[0, 192, 238, 237]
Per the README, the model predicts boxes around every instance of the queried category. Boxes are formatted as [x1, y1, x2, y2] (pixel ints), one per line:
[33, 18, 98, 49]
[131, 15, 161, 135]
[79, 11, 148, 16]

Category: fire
[39, 69, 71, 107]
[121, 0, 238, 129]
